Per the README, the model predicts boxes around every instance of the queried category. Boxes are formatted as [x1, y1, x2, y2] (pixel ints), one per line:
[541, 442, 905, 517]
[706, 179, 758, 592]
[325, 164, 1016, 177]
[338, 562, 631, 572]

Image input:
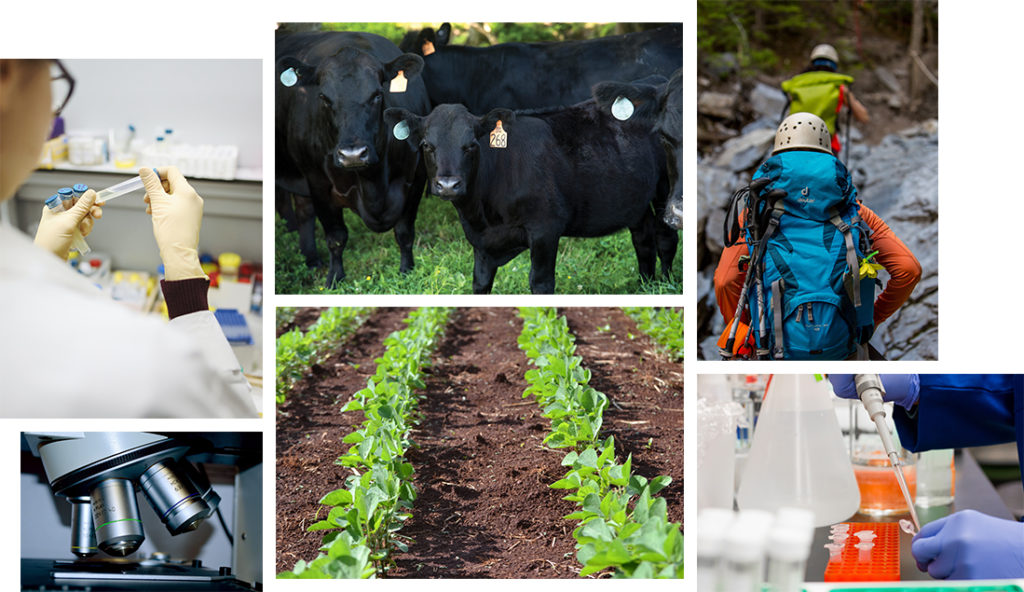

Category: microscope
[21, 432, 262, 591]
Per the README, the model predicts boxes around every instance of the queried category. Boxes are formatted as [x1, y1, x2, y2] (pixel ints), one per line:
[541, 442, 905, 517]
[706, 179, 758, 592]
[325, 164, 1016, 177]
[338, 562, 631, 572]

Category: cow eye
[371, 92, 382, 104]
[463, 143, 478, 153]
[421, 142, 435, 153]
[318, 93, 332, 106]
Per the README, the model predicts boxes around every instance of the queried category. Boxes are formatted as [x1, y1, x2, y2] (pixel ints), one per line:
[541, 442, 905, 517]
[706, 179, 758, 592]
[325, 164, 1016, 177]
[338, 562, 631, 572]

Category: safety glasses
[51, 59, 75, 118]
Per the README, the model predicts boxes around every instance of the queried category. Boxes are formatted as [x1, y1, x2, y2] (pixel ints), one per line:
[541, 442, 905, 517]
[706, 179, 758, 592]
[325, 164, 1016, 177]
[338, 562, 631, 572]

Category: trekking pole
[720, 178, 770, 359]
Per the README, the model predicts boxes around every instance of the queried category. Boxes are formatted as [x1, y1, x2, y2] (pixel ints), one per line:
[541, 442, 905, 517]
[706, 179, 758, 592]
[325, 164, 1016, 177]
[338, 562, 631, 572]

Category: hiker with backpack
[781, 43, 869, 158]
[714, 112, 920, 360]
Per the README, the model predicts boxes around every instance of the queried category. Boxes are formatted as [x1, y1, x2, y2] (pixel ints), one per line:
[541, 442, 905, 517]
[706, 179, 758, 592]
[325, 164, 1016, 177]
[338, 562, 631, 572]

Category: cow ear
[436, 23, 452, 46]
[277, 57, 316, 87]
[385, 53, 425, 81]
[592, 81, 660, 122]
[478, 108, 516, 137]
[384, 108, 423, 145]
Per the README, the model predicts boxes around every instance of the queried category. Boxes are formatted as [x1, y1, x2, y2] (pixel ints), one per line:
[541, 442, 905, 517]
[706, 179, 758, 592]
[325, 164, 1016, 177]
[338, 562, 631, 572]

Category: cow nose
[338, 146, 369, 167]
[434, 176, 462, 194]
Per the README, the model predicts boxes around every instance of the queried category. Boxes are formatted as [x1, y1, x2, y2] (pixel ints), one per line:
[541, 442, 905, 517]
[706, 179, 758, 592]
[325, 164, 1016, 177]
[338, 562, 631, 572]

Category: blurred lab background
[696, 374, 1023, 587]
[0, 59, 264, 386]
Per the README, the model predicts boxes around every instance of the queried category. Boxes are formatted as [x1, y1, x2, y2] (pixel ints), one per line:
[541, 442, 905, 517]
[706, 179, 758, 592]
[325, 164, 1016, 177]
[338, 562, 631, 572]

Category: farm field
[275, 307, 683, 578]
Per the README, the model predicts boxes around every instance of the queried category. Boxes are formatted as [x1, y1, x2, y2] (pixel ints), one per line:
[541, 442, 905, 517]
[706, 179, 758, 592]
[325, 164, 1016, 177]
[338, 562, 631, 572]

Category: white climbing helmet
[810, 43, 839, 64]
[773, 112, 832, 155]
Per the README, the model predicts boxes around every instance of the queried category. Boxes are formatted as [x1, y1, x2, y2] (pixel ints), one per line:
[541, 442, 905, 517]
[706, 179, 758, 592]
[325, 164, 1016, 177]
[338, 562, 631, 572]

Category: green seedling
[276, 307, 374, 404]
[623, 307, 683, 360]
[283, 307, 451, 579]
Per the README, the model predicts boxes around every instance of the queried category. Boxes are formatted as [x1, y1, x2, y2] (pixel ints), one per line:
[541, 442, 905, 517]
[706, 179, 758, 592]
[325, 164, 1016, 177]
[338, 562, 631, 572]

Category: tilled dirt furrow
[561, 307, 684, 526]
[389, 308, 579, 578]
[275, 307, 411, 574]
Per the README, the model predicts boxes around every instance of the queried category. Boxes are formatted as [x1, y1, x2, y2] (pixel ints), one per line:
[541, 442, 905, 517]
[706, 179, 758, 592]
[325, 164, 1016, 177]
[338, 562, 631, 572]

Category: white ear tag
[612, 96, 634, 121]
[280, 68, 298, 87]
[389, 70, 408, 93]
[393, 121, 410, 141]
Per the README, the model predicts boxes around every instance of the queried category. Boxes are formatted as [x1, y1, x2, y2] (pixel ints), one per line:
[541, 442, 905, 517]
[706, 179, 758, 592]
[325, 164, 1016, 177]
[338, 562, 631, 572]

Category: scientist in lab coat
[0, 59, 257, 417]
[830, 374, 1024, 581]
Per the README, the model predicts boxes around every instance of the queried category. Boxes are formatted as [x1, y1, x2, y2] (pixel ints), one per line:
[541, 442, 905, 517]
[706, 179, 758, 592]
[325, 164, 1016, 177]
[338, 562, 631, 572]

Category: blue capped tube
[50, 189, 91, 255]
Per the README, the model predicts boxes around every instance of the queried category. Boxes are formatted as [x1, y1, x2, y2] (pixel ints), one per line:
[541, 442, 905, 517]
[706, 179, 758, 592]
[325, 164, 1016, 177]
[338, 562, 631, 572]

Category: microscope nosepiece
[90, 479, 145, 556]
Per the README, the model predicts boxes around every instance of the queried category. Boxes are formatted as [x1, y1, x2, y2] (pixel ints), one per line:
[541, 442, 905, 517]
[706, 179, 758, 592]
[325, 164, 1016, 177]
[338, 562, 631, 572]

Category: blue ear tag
[612, 96, 634, 121]
[393, 121, 410, 141]
[280, 68, 298, 87]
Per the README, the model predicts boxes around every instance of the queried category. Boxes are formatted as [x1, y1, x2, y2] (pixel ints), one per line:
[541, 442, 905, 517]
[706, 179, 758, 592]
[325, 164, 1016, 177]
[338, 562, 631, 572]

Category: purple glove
[827, 374, 920, 409]
[912, 510, 1024, 579]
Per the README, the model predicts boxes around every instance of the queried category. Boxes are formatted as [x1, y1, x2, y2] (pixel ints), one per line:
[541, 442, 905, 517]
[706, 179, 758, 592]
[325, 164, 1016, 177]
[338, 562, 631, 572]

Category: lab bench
[11, 168, 262, 272]
[805, 450, 1018, 584]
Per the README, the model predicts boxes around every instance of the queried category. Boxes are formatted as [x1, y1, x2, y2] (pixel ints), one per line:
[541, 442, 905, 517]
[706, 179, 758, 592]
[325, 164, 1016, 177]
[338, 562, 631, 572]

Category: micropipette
[854, 374, 921, 532]
[94, 168, 160, 202]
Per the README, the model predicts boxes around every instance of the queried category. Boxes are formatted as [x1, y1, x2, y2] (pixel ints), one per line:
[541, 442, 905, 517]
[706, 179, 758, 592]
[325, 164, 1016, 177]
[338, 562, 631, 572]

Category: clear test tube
[94, 168, 160, 202]
[855, 542, 874, 562]
[824, 543, 844, 563]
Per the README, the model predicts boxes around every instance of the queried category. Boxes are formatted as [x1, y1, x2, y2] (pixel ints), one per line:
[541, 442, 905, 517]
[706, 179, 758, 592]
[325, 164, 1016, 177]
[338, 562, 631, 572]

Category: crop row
[276, 307, 373, 404]
[623, 307, 684, 360]
[517, 307, 684, 578]
[280, 307, 451, 579]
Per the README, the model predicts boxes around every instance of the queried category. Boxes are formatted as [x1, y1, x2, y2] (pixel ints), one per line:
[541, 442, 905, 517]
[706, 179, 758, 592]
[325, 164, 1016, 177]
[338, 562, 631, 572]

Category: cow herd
[276, 23, 683, 293]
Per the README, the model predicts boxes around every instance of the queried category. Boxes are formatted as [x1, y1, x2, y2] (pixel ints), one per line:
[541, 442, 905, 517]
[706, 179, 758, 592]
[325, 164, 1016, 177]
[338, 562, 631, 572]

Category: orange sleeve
[859, 203, 921, 325]
[714, 240, 749, 325]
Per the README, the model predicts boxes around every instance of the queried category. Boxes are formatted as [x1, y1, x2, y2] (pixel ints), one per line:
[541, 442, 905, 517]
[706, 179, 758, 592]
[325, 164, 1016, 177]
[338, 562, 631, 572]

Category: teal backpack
[722, 150, 875, 360]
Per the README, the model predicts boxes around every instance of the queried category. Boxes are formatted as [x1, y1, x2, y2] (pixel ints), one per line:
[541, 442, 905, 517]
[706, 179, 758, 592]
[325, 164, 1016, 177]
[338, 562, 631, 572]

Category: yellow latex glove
[33, 190, 103, 260]
[141, 166, 206, 281]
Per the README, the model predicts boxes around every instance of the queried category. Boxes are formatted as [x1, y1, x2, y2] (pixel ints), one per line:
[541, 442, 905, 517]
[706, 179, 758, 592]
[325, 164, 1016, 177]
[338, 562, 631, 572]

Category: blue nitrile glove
[827, 374, 920, 409]
[912, 509, 1024, 579]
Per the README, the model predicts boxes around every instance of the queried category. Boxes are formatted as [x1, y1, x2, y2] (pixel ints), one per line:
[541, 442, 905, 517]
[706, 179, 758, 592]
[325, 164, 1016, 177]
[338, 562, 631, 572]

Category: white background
[0, 0, 1007, 589]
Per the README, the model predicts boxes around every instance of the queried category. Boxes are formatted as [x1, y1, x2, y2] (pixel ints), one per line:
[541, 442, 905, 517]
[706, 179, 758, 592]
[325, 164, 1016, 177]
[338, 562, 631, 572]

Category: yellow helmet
[773, 112, 832, 155]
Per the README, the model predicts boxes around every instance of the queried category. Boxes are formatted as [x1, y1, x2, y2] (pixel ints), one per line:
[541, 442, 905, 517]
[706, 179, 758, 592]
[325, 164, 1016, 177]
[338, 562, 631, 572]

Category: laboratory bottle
[698, 396, 743, 510]
[850, 404, 917, 515]
[916, 449, 954, 507]
[765, 526, 811, 592]
[736, 375, 860, 527]
[698, 508, 735, 592]
[721, 510, 772, 592]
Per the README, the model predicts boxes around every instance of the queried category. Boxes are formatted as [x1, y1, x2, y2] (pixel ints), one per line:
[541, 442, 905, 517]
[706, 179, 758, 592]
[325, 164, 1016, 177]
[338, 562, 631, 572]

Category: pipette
[854, 374, 921, 532]
[94, 168, 160, 202]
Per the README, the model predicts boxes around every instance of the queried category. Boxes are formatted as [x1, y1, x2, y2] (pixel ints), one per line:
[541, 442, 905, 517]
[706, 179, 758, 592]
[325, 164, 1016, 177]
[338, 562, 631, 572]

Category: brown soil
[275, 307, 411, 574]
[561, 308, 684, 526]
[275, 307, 685, 579]
[276, 306, 325, 337]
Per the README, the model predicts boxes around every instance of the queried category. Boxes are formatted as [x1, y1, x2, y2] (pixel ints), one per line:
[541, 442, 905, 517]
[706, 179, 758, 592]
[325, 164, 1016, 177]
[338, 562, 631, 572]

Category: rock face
[697, 118, 939, 361]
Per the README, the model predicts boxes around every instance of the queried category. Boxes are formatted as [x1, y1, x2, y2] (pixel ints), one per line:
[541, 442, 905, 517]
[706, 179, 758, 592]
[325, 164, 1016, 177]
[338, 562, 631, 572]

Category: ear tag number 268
[489, 120, 508, 149]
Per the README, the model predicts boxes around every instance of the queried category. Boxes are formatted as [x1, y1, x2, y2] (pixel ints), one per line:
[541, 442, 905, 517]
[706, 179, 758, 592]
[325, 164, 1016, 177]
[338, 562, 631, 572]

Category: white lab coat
[0, 224, 258, 417]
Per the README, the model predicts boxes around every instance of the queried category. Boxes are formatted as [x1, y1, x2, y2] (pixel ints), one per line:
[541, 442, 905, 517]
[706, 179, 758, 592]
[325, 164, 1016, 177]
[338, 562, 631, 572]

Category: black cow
[384, 92, 678, 294]
[594, 68, 683, 230]
[406, 23, 681, 114]
[276, 31, 431, 286]
[398, 23, 451, 55]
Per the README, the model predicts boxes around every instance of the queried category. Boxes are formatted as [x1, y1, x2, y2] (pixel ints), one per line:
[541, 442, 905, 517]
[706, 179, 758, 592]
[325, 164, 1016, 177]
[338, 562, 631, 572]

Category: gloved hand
[912, 509, 1024, 579]
[33, 190, 102, 259]
[141, 166, 206, 281]
[827, 374, 920, 409]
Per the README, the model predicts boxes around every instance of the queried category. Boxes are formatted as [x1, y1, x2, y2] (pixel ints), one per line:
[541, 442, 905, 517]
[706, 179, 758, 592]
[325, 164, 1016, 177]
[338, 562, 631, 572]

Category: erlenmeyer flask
[736, 374, 860, 526]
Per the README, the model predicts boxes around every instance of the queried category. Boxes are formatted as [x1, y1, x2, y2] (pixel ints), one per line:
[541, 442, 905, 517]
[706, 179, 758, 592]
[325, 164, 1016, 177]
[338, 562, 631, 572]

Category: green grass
[276, 196, 682, 295]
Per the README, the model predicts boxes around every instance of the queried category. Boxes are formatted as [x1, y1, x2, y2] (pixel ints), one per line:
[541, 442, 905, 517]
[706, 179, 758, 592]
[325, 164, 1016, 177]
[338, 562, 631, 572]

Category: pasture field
[275, 200, 683, 295]
[276, 307, 683, 578]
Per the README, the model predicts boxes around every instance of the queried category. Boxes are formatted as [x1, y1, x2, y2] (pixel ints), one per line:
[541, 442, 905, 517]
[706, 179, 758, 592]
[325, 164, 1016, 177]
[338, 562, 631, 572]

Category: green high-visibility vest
[780, 71, 854, 135]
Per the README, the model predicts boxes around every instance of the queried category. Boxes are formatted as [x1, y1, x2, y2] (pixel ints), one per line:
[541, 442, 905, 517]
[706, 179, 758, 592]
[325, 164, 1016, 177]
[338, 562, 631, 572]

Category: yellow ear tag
[489, 120, 508, 149]
[422, 40, 435, 56]
[389, 70, 407, 93]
